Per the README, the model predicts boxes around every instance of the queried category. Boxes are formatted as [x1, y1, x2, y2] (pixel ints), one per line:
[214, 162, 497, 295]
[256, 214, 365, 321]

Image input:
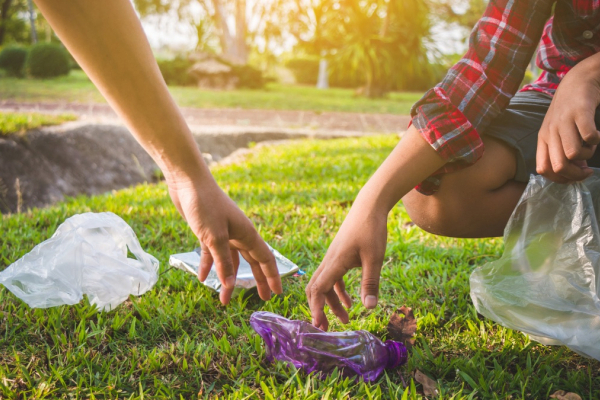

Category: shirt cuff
[410, 87, 485, 194]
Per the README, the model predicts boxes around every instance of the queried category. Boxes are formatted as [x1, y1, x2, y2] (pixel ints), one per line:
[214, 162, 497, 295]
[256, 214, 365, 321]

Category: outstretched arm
[305, 125, 444, 331]
[34, 0, 282, 305]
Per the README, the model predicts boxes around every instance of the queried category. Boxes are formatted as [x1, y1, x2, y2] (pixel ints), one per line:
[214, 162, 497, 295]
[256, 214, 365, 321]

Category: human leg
[403, 91, 555, 238]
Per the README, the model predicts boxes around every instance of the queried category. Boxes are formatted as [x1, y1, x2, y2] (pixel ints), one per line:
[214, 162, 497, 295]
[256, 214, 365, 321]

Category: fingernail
[225, 275, 235, 288]
[364, 295, 378, 309]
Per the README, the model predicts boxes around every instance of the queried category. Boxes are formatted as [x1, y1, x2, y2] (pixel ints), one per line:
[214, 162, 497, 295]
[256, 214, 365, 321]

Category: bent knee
[403, 189, 473, 238]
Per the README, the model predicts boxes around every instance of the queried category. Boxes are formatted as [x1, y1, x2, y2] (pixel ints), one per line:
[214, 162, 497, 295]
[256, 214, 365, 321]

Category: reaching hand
[536, 55, 600, 183]
[168, 176, 283, 305]
[306, 206, 388, 331]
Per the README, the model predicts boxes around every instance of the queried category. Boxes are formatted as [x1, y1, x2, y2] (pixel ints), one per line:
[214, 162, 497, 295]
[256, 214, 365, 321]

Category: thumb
[361, 257, 382, 310]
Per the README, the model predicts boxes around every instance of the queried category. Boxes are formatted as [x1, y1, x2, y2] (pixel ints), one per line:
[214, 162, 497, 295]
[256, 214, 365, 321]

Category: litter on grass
[0, 212, 159, 311]
[250, 311, 407, 382]
[169, 244, 299, 297]
[471, 172, 600, 360]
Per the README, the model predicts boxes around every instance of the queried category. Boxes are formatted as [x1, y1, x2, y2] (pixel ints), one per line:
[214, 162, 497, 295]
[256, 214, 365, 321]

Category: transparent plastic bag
[0, 212, 159, 311]
[470, 172, 600, 359]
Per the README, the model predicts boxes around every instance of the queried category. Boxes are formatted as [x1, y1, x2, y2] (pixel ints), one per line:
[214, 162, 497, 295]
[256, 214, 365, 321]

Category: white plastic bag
[471, 172, 600, 359]
[0, 212, 159, 311]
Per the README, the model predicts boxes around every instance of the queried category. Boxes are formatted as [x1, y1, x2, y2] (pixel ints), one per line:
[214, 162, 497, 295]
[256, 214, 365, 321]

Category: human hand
[536, 55, 600, 183]
[306, 205, 388, 331]
[167, 175, 283, 305]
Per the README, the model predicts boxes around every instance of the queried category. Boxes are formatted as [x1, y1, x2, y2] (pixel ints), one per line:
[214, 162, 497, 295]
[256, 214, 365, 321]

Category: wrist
[352, 186, 395, 218]
[570, 53, 600, 86]
[162, 154, 215, 189]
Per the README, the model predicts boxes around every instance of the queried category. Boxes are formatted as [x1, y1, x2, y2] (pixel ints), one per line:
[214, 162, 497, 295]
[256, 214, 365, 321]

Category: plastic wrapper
[250, 311, 407, 381]
[471, 172, 600, 359]
[169, 245, 299, 297]
[0, 212, 159, 311]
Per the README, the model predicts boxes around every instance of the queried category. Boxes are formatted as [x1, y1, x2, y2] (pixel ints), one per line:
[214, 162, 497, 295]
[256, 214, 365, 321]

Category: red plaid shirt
[411, 0, 600, 194]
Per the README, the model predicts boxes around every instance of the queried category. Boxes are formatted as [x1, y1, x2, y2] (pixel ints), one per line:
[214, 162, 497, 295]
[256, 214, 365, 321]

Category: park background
[0, 0, 597, 399]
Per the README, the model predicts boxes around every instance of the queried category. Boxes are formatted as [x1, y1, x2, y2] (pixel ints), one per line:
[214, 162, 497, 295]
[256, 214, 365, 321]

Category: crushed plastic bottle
[250, 311, 407, 382]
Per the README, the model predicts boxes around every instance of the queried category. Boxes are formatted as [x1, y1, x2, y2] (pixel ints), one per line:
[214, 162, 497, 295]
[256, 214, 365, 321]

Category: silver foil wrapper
[169, 244, 299, 296]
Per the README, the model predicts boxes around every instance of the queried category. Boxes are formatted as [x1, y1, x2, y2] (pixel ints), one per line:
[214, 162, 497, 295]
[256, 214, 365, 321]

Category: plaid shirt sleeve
[411, 0, 554, 194]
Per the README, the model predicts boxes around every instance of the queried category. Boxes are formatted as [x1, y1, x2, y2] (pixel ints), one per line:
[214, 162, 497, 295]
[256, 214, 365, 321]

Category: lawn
[0, 70, 422, 114]
[0, 111, 76, 137]
[1, 136, 597, 398]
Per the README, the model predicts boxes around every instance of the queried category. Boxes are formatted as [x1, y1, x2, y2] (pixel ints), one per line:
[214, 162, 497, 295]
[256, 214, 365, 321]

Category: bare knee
[403, 188, 476, 238]
[401, 137, 524, 238]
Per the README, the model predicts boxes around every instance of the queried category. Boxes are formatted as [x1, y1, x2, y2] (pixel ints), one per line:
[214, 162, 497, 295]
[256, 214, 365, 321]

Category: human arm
[33, 0, 282, 304]
[305, 126, 445, 331]
[536, 52, 600, 182]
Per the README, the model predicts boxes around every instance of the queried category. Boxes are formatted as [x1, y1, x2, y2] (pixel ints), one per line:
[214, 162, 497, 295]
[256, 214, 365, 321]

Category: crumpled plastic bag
[470, 172, 600, 360]
[0, 212, 159, 311]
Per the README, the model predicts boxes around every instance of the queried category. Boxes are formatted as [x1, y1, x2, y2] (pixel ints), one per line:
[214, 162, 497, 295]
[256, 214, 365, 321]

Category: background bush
[158, 55, 268, 89]
[285, 57, 319, 85]
[26, 43, 71, 78]
[229, 64, 267, 89]
[157, 56, 195, 86]
[0, 46, 28, 77]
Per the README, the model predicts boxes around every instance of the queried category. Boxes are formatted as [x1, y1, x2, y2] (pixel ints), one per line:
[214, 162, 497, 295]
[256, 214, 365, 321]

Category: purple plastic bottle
[250, 311, 407, 382]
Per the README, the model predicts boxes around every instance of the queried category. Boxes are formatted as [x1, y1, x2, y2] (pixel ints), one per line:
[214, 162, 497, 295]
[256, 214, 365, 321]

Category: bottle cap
[385, 340, 408, 369]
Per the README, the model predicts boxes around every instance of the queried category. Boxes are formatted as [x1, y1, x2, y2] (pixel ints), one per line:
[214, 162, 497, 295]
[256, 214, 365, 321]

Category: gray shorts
[483, 90, 600, 182]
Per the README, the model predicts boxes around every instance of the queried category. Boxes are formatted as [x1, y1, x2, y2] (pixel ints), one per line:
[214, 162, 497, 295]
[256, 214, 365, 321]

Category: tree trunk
[27, 0, 37, 43]
[234, 0, 247, 64]
[316, 58, 328, 89]
[210, 0, 248, 65]
[0, 0, 13, 46]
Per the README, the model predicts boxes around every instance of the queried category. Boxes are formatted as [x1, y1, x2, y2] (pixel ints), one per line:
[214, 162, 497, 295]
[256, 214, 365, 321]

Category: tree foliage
[286, 0, 441, 96]
[0, 0, 28, 45]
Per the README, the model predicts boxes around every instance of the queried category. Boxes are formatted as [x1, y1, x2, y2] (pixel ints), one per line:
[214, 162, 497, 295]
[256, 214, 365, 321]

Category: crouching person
[306, 0, 600, 330]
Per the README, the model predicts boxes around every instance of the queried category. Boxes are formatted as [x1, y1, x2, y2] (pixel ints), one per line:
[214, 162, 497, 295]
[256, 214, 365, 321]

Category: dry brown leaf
[414, 370, 438, 397]
[550, 390, 582, 400]
[387, 305, 417, 349]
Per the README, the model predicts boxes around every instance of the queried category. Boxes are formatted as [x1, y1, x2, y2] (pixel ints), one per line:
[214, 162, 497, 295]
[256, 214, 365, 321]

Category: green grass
[1, 136, 597, 398]
[0, 70, 421, 114]
[0, 112, 77, 137]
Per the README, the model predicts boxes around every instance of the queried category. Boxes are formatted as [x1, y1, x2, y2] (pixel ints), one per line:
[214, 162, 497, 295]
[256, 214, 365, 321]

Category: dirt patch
[0, 122, 383, 213]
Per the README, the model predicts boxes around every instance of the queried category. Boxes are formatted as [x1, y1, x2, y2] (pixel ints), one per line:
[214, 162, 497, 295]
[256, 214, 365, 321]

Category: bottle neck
[385, 340, 408, 369]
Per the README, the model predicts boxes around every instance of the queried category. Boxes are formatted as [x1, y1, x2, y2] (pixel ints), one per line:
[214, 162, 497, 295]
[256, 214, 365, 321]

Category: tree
[430, 0, 487, 30]
[289, 0, 438, 97]
[134, 0, 281, 65]
[0, 0, 28, 45]
[0, 0, 55, 46]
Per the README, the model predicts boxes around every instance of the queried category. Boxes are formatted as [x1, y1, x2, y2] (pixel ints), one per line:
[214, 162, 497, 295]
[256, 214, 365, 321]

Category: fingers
[307, 255, 354, 330]
[559, 121, 595, 161]
[198, 242, 214, 282]
[575, 112, 600, 146]
[537, 140, 571, 183]
[334, 279, 352, 309]
[219, 248, 240, 305]
[306, 273, 329, 330]
[240, 249, 272, 301]
[207, 236, 238, 305]
[325, 290, 349, 326]
[246, 235, 283, 296]
[548, 130, 592, 181]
